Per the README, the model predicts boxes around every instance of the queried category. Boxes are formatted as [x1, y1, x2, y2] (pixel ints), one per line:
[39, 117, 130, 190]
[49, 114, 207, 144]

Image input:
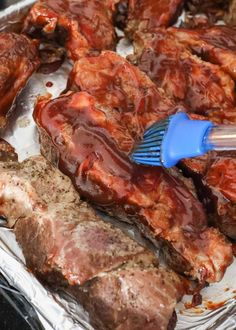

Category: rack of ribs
[22, 0, 120, 61]
[126, 0, 184, 38]
[0, 155, 187, 330]
[131, 26, 236, 240]
[34, 51, 233, 284]
[0, 32, 39, 127]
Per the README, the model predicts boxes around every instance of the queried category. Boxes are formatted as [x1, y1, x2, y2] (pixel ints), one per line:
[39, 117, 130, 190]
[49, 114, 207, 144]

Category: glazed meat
[181, 151, 236, 240]
[168, 26, 236, 81]
[131, 28, 236, 123]
[34, 51, 233, 283]
[226, 0, 236, 25]
[0, 139, 18, 162]
[126, 0, 184, 37]
[0, 156, 187, 330]
[23, 0, 119, 60]
[0, 33, 39, 127]
[131, 27, 236, 240]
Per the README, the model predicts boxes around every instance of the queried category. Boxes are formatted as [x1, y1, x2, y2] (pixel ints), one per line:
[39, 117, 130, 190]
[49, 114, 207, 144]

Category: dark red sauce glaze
[46, 81, 53, 87]
[23, 0, 118, 60]
[132, 28, 236, 122]
[34, 52, 233, 283]
[232, 243, 236, 256]
[169, 26, 236, 81]
[126, 0, 184, 37]
[132, 27, 236, 240]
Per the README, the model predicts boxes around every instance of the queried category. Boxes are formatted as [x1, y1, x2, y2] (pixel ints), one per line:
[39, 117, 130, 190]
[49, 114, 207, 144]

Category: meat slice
[0, 33, 39, 127]
[23, 0, 118, 61]
[131, 28, 236, 122]
[126, 0, 184, 37]
[169, 26, 236, 81]
[34, 51, 233, 283]
[0, 156, 187, 330]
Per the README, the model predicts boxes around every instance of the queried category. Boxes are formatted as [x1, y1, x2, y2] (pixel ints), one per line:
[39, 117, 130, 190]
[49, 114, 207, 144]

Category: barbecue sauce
[35, 90, 208, 232]
[24, 0, 117, 61]
[34, 51, 233, 283]
[128, 0, 184, 31]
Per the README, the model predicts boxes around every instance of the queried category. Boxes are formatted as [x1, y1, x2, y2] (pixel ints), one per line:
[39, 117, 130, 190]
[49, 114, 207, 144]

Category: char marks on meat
[126, 0, 184, 37]
[130, 24, 236, 240]
[0, 156, 187, 330]
[34, 51, 233, 283]
[23, 0, 119, 61]
[0, 33, 39, 127]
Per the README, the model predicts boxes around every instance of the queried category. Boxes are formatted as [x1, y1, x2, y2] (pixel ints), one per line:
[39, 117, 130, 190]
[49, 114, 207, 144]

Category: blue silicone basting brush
[130, 112, 236, 168]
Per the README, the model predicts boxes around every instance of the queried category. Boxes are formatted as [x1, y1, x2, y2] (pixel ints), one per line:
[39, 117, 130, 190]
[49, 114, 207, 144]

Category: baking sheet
[0, 1, 236, 329]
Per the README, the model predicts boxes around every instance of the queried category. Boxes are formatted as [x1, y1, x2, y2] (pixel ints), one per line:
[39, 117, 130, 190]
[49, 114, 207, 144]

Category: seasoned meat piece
[130, 25, 236, 240]
[34, 51, 233, 283]
[0, 156, 187, 330]
[131, 28, 236, 122]
[132, 26, 236, 239]
[126, 0, 184, 37]
[0, 139, 18, 162]
[169, 26, 236, 81]
[80, 264, 185, 330]
[0, 33, 39, 127]
[23, 0, 118, 61]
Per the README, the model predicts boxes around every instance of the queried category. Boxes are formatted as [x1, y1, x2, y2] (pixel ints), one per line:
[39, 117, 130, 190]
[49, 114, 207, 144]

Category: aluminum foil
[0, 1, 236, 329]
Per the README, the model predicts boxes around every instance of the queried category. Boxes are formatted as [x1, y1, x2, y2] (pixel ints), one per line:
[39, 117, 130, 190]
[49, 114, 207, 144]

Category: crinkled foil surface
[0, 1, 236, 329]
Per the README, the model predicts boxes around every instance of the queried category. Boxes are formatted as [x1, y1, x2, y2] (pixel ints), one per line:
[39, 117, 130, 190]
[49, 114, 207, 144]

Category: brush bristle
[130, 117, 170, 166]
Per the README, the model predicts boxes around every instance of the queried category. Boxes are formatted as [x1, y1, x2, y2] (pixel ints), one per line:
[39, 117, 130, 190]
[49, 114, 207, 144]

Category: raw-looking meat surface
[131, 28, 236, 123]
[126, 0, 184, 37]
[34, 51, 233, 283]
[23, 0, 118, 60]
[0, 156, 187, 330]
[0, 33, 39, 127]
[130, 25, 236, 240]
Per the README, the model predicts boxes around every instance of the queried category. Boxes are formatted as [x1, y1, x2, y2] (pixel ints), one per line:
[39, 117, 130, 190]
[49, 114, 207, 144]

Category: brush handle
[206, 125, 236, 151]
